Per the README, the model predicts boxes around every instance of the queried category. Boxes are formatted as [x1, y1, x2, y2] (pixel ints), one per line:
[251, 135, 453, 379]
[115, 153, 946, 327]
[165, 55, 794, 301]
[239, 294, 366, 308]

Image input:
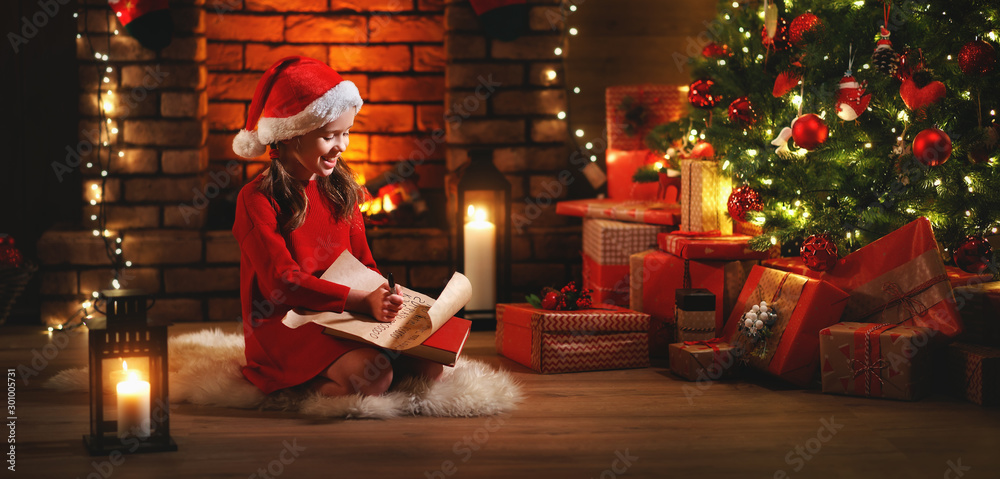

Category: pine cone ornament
[872, 27, 900, 76]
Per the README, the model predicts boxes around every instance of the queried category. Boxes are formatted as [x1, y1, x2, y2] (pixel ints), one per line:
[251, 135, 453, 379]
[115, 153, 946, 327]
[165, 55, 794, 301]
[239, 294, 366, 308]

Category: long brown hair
[259, 146, 365, 234]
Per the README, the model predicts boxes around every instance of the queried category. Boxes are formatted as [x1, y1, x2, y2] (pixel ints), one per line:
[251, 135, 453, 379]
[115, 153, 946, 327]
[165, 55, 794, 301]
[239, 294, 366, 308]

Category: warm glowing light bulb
[545, 69, 557, 80]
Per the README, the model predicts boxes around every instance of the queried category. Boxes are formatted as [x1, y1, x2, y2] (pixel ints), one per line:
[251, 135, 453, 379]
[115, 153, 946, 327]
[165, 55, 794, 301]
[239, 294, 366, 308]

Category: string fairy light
[57, 4, 136, 331]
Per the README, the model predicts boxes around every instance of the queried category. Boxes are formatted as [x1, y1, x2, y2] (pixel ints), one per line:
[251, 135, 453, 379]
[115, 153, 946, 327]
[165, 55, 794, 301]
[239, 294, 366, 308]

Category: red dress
[233, 174, 377, 394]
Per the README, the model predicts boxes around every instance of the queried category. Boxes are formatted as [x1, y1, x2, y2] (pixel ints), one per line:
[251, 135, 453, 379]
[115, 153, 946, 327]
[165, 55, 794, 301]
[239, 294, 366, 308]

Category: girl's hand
[365, 283, 403, 323]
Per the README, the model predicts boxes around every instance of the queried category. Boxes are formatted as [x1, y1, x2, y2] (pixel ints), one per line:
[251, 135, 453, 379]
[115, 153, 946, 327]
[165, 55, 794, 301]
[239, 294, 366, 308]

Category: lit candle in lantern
[116, 361, 150, 439]
[464, 205, 496, 312]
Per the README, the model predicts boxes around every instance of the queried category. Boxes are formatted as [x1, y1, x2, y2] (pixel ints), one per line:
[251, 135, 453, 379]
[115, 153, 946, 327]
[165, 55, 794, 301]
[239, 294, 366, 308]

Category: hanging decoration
[727, 186, 763, 223]
[108, 0, 173, 50]
[967, 122, 1000, 164]
[911, 127, 952, 166]
[836, 46, 871, 121]
[791, 113, 829, 150]
[688, 79, 721, 109]
[727, 96, 757, 126]
[800, 234, 839, 272]
[953, 236, 993, 274]
[773, 70, 802, 98]
[788, 12, 823, 47]
[899, 51, 946, 111]
[761, 0, 790, 52]
[957, 40, 997, 76]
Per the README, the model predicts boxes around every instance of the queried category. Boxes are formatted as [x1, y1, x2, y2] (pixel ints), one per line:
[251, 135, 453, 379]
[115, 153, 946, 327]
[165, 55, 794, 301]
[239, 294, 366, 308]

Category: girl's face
[283, 108, 356, 181]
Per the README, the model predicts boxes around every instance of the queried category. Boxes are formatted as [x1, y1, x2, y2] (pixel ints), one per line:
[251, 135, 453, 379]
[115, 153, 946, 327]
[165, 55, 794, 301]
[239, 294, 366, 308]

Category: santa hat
[233, 56, 363, 159]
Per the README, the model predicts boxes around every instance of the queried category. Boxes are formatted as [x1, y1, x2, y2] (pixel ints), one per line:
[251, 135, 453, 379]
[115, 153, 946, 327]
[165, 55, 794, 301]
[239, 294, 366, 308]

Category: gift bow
[850, 323, 895, 397]
[881, 281, 931, 322]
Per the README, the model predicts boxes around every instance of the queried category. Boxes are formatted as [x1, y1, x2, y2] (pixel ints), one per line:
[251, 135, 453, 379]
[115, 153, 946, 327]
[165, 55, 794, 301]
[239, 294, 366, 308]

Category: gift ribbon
[683, 337, 727, 368]
[850, 323, 895, 397]
[855, 273, 947, 324]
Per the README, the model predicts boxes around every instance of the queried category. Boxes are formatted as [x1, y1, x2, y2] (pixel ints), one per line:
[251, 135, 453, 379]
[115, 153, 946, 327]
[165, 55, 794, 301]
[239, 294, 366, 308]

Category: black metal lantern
[85, 289, 176, 455]
[456, 149, 512, 325]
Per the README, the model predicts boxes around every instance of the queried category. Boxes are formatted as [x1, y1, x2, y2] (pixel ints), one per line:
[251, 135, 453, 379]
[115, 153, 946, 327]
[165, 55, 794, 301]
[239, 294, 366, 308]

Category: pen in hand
[387, 272, 396, 295]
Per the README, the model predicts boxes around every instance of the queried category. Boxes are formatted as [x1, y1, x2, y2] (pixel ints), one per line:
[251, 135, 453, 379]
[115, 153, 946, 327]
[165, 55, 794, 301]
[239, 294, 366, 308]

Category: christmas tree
[649, 0, 1000, 274]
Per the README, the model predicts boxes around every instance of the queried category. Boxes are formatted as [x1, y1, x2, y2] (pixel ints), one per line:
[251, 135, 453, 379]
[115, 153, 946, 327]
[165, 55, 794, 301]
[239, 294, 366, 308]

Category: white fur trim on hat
[233, 128, 267, 158]
[256, 80, 363, 147]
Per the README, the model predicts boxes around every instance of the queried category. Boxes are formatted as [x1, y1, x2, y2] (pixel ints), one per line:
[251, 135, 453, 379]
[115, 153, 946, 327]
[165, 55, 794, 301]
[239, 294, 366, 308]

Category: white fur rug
[44, 328, 522, 419]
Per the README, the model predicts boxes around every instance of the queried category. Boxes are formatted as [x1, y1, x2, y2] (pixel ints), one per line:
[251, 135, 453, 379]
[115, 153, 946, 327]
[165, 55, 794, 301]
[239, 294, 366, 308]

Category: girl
[231, 56, 442, 397]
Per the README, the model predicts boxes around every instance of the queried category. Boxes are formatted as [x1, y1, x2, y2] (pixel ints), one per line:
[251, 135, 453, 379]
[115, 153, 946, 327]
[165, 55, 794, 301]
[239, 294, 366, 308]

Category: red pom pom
[792, 114, 828, 150]
[954, 236, 993, 274]
[958, 40, 997, 76]
[688, 79, 721, 109]
[727, 96, 757, 126]
[788, 13, 823, 47]
[801, 234, 839, 272]
[727, 186, 763, 223]
[912, 128, 952, 167]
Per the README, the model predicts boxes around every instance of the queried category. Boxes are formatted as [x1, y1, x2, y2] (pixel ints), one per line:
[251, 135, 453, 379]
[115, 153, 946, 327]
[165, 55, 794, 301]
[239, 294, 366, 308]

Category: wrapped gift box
[583, 218, 666, 307]
[556, 198, 681, 226]
[675, 288, 717, 342]
[659, 232, 774, 260]
[760, 218, 962, 339]
[723, 265, 850, 387]
[765, 257, 992, 290]
[680, 159, 732, 234]
[630, 249, 757, 356]
[607, 149, 653, 201]
[952, 281, 1000, 348]
[606, 85, 686, 151]
[819, 322, 933, 400]
[939, 342, 1000, 406]
[495, 303, 650, 374]
[669, 340, 739, 381]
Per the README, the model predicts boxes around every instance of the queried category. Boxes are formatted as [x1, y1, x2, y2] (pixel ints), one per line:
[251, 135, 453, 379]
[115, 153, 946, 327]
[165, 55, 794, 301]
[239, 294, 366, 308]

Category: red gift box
[556, 199, 681, 226]
[819, 322, 933, 400]
[606, 85, 686, 151]
[939, 342, 1000, 406]
[582, 218, 665, 308]
[607, 149, 654, 201]
[495, 303, 650, 373]
[658, 232, 774, 260]
[723, 266, 850, 387]
[583, 253, 630, 307]
[630, 249, 757, 356]
[953, 281, 1000, 348]
[761, 218, 962, 339]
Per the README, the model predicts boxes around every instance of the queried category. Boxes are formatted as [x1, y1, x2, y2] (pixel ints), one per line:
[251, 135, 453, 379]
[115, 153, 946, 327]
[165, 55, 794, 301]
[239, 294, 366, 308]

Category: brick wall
[445, 0, 583, 300]
[39, 0, 586, 325]
[204, 0, 447, 190]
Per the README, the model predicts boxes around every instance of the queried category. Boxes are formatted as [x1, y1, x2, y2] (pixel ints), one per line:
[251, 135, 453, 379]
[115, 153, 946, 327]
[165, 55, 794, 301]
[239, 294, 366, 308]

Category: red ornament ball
[689, 141, 715, 160]
[788, 13, 823, 47]
[702, 42, 731, 58]
[791, 114, 828, 150]
[912, 128, 952, 166]
[954, 236, 993, 274]
[727, 96, 757, 126]
[958, 40, 997, 76]
[761, 16, 790, 51]
[727, 186, 763, 223]
[800, 234, 839, 272]
[688, 79, 721, 109]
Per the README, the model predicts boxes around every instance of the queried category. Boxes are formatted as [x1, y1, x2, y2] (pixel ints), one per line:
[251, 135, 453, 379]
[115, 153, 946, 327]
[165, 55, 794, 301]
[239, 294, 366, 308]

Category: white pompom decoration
[754, 319, 764, 330]
[752, 305, 760, 313]
[744, 318, 754, 328]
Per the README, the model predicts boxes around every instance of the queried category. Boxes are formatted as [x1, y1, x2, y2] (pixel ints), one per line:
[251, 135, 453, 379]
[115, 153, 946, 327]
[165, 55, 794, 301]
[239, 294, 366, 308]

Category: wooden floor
[5, 322, 1000, 479]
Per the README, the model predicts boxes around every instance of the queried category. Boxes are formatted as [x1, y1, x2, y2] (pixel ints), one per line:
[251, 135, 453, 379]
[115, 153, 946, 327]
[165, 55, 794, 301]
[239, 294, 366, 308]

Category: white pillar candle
[463, 205, 496, 311]
[116, 362, 150, 439]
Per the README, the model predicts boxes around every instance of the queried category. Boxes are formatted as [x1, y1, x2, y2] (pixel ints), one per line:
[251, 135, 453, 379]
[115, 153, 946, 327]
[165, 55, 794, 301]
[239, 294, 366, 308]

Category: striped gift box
[583, 218, 665, 266]
[496, 303, 651, 373]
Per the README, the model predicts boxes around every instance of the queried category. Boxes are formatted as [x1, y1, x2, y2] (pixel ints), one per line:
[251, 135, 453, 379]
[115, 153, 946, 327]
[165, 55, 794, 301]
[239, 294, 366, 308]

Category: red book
[323, 316, 471, 366]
